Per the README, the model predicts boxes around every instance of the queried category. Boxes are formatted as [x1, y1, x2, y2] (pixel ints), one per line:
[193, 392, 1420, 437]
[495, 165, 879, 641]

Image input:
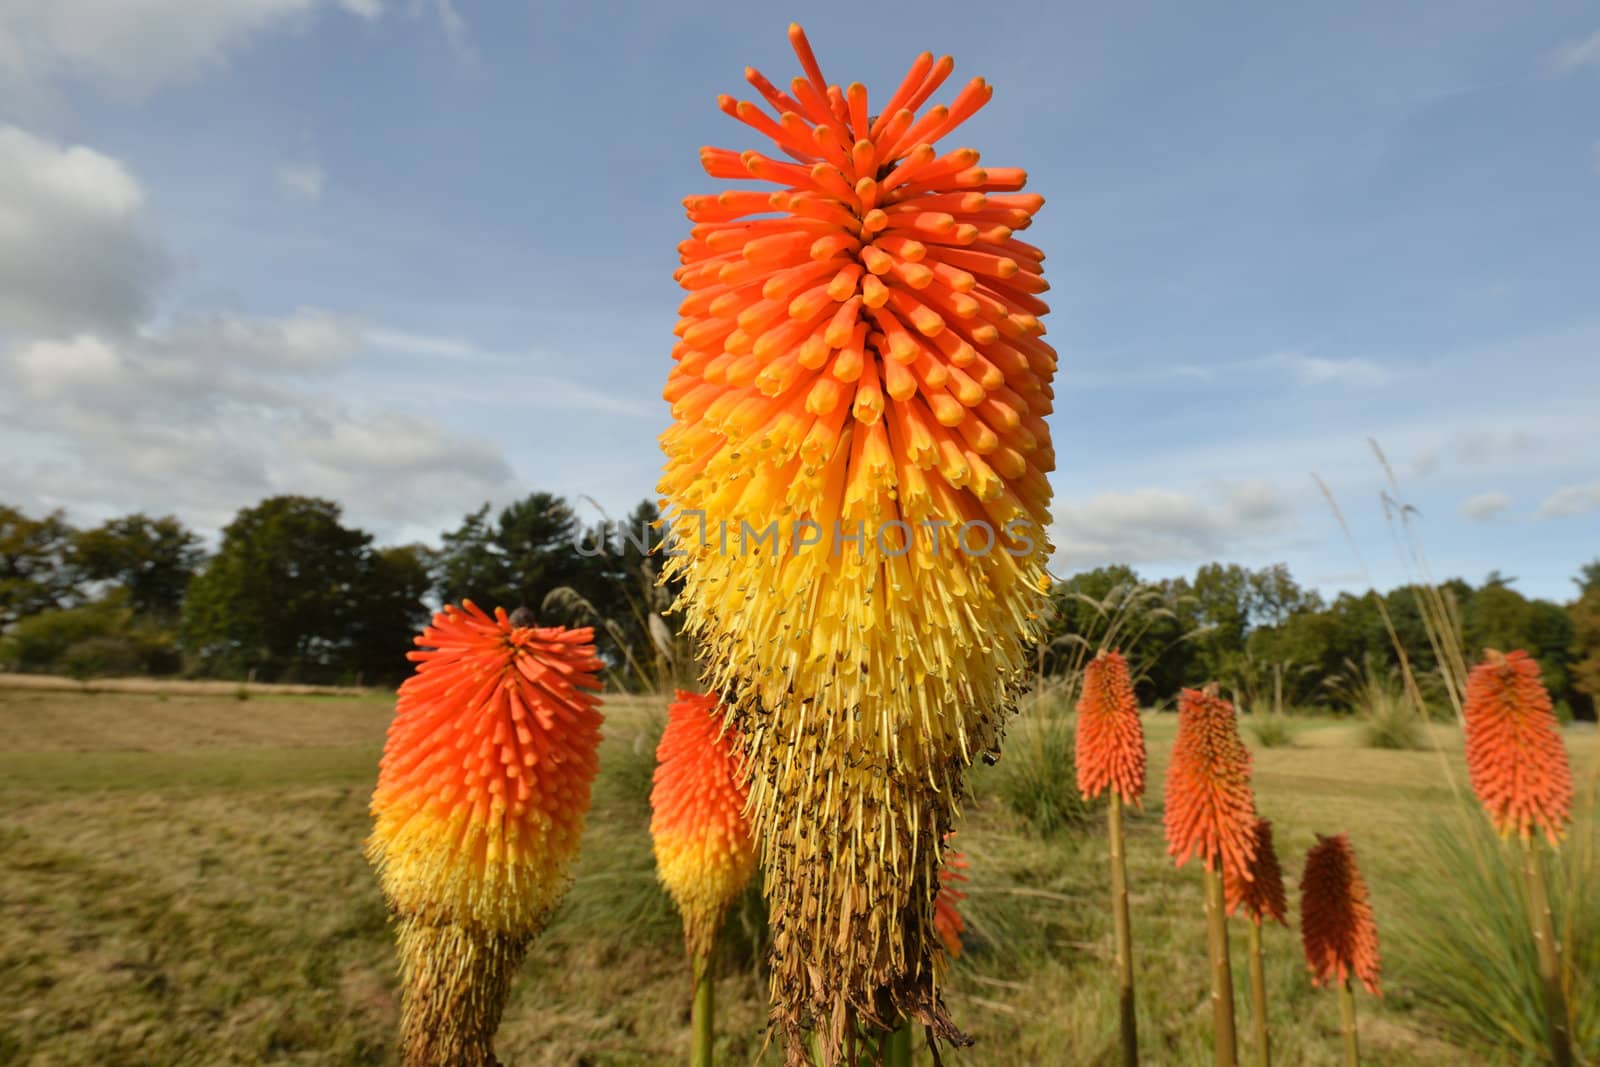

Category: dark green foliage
[71, 514, 204, 620]
[179, 496, 423, 685]
[0, 595, 180, 677]
[0, 505, 77, 629]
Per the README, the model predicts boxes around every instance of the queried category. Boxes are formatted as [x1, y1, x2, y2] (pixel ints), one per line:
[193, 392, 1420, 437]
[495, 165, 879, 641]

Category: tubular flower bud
[658, 23, 1056, 1060]
[651, 690, 758, 960]
[367, 602, 604, 1067]
[1075, 650, 1146, 806]
[1163, 687, 1256, 874]
[1299, 833, 1382, 996]
[1463, 649, 1573, 845]
[1225, 817, 1288, 926]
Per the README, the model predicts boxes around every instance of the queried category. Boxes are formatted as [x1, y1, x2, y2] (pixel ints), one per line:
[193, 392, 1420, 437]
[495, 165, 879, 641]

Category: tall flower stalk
[1076, 650, 1146, 1066]
[367, 603, 604, 1067]
[650, 690, 758, 1067]
[1463, 649, 1575, 1067]
[1164, 686, 1255, 1067]
[658, 23, 1056, 1062]
[1225, 818, 1288, 1067]
[1300, 833, 1381, 1067]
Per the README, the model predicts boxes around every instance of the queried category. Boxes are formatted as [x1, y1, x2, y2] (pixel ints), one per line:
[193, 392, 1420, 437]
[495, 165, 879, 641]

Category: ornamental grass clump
[367, 603, 604, 1067]
[1164, 686, 1255, 1067]
[650, 690, 758, 1067]
[658, 23, 1057, 1062]
[1226, 818, 1288, 1067]
[1076, 650, 1145, 1066]
[1463, 648, 1576, 1067]
[1299, 833, 1381, 1067]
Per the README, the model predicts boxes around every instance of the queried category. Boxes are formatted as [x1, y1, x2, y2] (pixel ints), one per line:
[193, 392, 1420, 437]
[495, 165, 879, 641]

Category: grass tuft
[981, 695, 1092, 836]
[1391, 787, 1600, 1061]
[1248, 712, 1296, 749]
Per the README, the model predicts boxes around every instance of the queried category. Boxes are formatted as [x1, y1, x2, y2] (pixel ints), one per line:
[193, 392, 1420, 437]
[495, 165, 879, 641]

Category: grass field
[2, 682, 1595, 1066]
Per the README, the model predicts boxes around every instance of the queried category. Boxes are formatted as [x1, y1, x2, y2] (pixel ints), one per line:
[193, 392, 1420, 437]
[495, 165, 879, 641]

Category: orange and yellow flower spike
[651, 690, 757, 1067]
[1228, 818, 1288, 1067]
[367, 602, 604, 1067]
[1462, 649, 1577, 1066]
[658, 23, 1056, 1060]
[1300, 833, 1380, 1067]
[1165, 685, 1255, 1067]
[1077, 650, 1147, 807]
[1226, 817, 1287, 927]
[651, 689, 758, 960]
[1463, 649, 1574, 845]
[1077, 649, 1145, 1066]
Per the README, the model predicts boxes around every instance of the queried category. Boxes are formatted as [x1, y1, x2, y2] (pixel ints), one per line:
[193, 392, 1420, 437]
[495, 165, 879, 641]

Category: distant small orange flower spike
[1076, 650, 1146, 806]
[1163, 687, 1256, 874]
[1299, 833, 1382, 996]
[651, 690, 758, 960]
[1225, 817, 1288, 926]
[933, 848, 969, 961]
[1463, 649, 1574, 845]
[368, 601, 605, 934]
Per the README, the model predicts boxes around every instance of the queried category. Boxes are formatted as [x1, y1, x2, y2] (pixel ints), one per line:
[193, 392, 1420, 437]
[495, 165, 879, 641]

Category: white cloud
[1459, 491, 1510, 521]
[1051, 480, 1296, 568]
[0, 125, 166, 334]
[366, 327, 480, 359]
[1266, 351, 1393, 388]
[276, 162, 324, 200]
[1536, 482, 1600, 520]
[0, 127, 520, 539]
[0, 309, 518, 533]
[1549, 29, 1600, 72]
[431, 0, 474, 65]
[0, 0, 384, 105]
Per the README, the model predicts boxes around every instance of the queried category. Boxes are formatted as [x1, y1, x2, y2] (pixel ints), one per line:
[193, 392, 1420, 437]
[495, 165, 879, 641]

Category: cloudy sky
[1, 1, 1596, 601]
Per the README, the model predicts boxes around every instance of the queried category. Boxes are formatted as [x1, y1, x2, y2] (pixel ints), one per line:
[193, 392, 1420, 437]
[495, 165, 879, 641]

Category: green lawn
[1, 684, 1594, 1065]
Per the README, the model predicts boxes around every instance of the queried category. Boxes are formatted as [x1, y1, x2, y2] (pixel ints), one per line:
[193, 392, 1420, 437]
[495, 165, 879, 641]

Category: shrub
[0, 597, 179, 676]
[59, 637, 145, 680]
[1362, 686, 1423, 750]
[984, 696, 1092, 835]
[1248, 712, 1295, 748]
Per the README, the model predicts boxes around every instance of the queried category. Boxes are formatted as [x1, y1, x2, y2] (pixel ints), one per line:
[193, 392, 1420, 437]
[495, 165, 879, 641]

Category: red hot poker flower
[1299, 833, 1382, 996]
[1463, 649, 1574, 846]
[650, 690, 758, 960]
[1076, 650, 1147, 806]
[368, 602, 605, 1067]
[1164, 687, 1256, 874]
[1225, 817, 1288, 926]
[933, 848, 969, 961]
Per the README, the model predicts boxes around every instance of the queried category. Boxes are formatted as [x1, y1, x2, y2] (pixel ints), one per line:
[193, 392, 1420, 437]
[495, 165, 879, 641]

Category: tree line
[0, 495, 674, 687]
[2, 495, 1596, 715]
[1043, 561, 1600, 722]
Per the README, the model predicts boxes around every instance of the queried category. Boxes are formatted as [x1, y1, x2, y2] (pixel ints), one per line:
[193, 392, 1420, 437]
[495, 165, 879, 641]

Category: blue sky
[0, 1, 1595, 602]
